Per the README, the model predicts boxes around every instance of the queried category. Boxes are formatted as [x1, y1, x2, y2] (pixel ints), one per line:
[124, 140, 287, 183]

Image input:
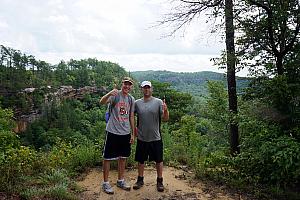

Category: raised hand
[109, 88, 118, 96]
[162, 98, 168, 112]
[162, 98, 169, 121]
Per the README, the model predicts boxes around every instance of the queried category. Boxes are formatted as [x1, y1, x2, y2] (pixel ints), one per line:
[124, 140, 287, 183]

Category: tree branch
[156, 0, 222, 37]
[248, 0, 279, 56]
[179, 0, 222, 7]
[283, 8, 300, 54]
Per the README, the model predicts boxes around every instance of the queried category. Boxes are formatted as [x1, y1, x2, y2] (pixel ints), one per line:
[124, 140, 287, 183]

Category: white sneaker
[116, 180, 131, 191]
[102, 182, 114, 194]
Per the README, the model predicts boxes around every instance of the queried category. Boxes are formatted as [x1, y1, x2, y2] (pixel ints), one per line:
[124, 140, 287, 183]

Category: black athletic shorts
[103, 131, 131, 160]
[135, 139, 163, 164]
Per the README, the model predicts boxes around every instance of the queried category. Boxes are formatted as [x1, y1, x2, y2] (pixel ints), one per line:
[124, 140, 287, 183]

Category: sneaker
[117, 180, 131, 191]
[157, 177, 164, 192]
[102, 182, 114, 194]
[133, 176, 144, 190]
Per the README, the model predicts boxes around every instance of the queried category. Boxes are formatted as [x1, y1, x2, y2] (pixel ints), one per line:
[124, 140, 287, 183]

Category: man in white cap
[133, 80, 169, 192]
[99, 77, 135, 194]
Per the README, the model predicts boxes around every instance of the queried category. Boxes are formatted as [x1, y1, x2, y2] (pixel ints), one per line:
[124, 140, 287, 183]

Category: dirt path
[77, 166, 247, 200]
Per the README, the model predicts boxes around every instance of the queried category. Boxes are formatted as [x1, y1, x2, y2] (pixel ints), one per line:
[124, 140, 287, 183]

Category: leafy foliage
[236, 0, 300, 76]
[243, 75, 300, 139]
[149, 81, 193, 123]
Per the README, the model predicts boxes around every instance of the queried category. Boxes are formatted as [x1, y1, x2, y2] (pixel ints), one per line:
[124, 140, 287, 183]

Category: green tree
[237, 0, 300, 76]
[151, 81, 193, 123]
[206, 81, 228, 119]
[0, 105, 19, 152]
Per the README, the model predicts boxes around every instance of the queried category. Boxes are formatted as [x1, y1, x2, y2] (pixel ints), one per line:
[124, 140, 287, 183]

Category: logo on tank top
[119, 102, 128, 116]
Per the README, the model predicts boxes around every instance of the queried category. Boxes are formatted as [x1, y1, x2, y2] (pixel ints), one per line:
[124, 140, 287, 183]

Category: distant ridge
[131, 70, 250, 96]
[132, 70, 226, 83]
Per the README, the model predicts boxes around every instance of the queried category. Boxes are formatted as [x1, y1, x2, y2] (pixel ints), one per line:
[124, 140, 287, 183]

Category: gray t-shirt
[106, 91, 135, 135]
[135, 97, 163, 142]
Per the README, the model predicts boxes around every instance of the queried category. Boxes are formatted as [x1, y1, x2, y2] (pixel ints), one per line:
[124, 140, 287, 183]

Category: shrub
[0, 146, 38, 192]
[236, 135, 300, 187]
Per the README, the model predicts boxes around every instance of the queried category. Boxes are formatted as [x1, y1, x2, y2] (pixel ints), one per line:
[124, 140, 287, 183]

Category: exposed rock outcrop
[14, 86, 107, 133]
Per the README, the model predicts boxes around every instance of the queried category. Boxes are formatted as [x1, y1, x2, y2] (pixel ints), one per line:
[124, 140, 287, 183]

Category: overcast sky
[0, 0, 248, 76]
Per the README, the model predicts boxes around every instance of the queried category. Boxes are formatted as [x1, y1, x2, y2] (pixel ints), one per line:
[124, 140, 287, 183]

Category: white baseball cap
[140, 81, 152, 87]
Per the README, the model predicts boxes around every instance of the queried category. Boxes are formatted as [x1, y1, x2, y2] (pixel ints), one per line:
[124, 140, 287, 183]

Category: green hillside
[131, 70, 250, 96]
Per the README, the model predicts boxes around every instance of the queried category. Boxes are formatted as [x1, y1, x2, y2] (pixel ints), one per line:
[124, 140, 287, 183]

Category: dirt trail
[77, 166, 247, 200]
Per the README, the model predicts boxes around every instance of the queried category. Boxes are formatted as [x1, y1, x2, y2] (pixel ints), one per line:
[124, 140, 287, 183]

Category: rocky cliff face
[13, 86, 107, 133]
[45, 86, 106, 102]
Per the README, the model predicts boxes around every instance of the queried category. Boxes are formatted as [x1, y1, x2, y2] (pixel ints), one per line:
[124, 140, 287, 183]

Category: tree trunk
[276, 55, 284, 75]
[225, 0, 239, 155]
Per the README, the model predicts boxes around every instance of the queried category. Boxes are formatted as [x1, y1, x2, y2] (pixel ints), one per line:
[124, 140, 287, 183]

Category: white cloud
[0, 0, 250, 77]
[0, 20, 8, 28]
[47, 15, 70, 23]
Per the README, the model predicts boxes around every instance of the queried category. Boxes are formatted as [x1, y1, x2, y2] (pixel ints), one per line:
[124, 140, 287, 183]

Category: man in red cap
[99, 77, 135, 194]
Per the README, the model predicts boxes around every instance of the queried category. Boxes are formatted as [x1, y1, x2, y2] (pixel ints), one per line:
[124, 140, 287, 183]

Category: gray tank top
[135, 97, 163, 142]
[106, 91, 135, 135]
